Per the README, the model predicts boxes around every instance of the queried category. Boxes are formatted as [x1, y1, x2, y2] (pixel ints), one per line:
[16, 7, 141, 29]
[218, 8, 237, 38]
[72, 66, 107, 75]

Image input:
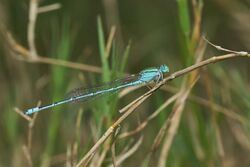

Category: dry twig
[162, 85, 247, 124]
[14, 103, 39, 166]
[158, 76, 199, 167]
[2, 29, 102, 73]
[27, 0, 39, 58]
[76, 48, 249, 166]
[106, 26, 116, 57]
[22, 145, 33, 167]
[38, 3, 61, 13]
[108, 136, 143, 167]
[118, 94, 179, 139]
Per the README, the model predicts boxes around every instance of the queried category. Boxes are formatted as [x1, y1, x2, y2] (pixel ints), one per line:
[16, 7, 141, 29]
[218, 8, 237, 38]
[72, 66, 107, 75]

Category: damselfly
[25, 64, 169, 115]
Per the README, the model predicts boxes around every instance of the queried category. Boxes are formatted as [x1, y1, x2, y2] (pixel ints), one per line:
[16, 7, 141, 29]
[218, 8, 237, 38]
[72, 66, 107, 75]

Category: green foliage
[97, 15, 110, 83]
[41, 18, 74, 166]
[177, 0, 193, 65]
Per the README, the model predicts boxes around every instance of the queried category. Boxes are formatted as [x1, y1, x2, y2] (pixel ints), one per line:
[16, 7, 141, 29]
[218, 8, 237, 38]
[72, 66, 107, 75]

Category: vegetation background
[0, 0, 249, 166]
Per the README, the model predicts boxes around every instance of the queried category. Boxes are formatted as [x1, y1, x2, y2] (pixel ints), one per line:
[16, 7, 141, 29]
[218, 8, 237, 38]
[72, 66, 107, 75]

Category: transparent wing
[66, 74, 141, 102]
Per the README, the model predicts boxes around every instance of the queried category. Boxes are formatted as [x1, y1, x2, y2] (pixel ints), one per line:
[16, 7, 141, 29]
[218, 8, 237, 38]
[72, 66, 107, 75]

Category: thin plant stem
[76, 49, 249, 166]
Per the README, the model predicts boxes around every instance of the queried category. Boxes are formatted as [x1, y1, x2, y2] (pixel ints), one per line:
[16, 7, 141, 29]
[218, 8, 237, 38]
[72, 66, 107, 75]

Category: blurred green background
[0, 0, 250, 166]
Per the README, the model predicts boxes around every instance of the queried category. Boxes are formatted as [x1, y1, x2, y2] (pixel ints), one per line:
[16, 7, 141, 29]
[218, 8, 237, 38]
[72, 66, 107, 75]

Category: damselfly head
[159, 64, 169, 73]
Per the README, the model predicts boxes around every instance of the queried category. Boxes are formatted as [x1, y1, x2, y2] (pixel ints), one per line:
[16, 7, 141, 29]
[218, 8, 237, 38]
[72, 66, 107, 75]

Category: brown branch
[22, 145, 33, 167]
[14, 107, 32, 122]
[76, 126, 115, 167]
[107, 136, 143, 167]
[4, 31, 102, 73]
[36, 56, 102, 73]
[14, 106, 39, 151]
[95, 143, 109, 167]
[0, 2, 102, 73]
[76, 50, 249, 166]
[119, 67, 244, 129]
[28, 0, 39, 58]
[203, 37, 248, 56]
[162, 85, 247, 124]
[158, 76, 199, 167]
[76, 94, 149, 167]
[118, 94, 179, 139]
[228, 120, 250, 150]
[106, 26, 116, 57]
[111, 144, 117, 167]
[191, 0, 203, 46]
[37, 3, 61, 13]
[14, 104, 39, 166]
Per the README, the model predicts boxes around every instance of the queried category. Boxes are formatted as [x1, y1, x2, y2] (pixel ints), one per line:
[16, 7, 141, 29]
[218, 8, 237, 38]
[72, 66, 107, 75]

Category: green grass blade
[177, 0, 191, 37]
[176, 0, 192, 65]
[41, 18, 73, 167]
[97, 15, 110, 82]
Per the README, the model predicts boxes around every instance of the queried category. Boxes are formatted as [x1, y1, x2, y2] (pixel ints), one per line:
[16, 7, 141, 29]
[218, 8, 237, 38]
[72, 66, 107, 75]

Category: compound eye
[160, 64, 169, 73]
